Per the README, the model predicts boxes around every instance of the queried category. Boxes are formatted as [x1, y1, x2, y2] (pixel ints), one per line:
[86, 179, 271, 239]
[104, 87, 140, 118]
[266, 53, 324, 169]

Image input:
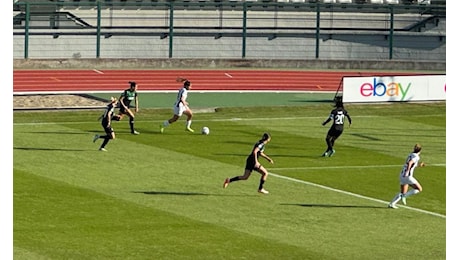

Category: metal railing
[13, 1, 446, 61]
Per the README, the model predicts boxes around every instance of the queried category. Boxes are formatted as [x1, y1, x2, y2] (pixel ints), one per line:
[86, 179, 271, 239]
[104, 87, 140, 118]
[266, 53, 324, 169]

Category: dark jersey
[120, 89, 138, 108]
[327, 107, 351, 132]
[245, 139, 266, 171]
[102, 102, 116, 128]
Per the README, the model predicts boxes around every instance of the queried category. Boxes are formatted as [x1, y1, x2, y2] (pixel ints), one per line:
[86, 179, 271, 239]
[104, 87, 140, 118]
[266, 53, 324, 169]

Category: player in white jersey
[160, 77, 194, 133]
[388, 144, 425, 209]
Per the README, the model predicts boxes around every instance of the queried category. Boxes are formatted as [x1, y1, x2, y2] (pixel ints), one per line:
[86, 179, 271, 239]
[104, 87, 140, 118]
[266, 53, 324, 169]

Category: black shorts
[245, 155, 257, 171]
[119, 106, 130, 114]
[102, 120, 114, 135]
[327, 128, 343, 138]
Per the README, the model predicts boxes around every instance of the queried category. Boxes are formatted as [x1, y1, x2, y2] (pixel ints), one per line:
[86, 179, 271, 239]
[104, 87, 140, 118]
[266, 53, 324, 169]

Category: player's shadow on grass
[132, 191, 209, 196]
[132, 191, 258, 197]
[289, 99, 335, 103]
[281, 203, 384, 209]
[24, 131, 87, 135]
[14, 146, 87, 152]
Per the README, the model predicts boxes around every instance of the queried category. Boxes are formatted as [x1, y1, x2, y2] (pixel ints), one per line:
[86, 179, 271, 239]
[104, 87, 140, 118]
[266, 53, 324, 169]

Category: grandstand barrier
[13, 1, 445, 62]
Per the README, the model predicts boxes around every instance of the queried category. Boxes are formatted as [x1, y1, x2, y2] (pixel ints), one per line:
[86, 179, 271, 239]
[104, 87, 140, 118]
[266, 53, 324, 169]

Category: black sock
[258, 179, 265, 190]
[130, 118, 135, 132]
[100, 137, 110, 148]
[230, 177, 239, 182]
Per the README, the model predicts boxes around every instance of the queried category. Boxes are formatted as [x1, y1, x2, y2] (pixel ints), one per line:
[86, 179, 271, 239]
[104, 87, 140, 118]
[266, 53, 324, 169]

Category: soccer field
[13, 99, 446, 259]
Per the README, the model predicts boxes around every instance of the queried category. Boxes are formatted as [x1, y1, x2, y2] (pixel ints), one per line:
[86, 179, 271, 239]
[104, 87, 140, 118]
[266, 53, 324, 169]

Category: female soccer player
[223, 132, 274, 194]
[388, 144, 425, 209]
[93, 97, 118, 151]
[160, 77, 194, 133]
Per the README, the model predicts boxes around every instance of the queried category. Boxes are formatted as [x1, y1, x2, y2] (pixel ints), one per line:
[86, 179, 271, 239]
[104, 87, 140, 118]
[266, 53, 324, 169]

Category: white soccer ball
[201, 126, 210, 135]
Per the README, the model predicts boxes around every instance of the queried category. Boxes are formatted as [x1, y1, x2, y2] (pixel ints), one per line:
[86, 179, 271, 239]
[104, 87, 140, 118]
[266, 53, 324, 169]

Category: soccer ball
[201, 126, 210, 135]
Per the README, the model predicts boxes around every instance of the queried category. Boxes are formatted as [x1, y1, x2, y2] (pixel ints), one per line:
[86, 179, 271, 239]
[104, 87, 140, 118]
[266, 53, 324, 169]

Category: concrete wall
[13, 58, 446, 71]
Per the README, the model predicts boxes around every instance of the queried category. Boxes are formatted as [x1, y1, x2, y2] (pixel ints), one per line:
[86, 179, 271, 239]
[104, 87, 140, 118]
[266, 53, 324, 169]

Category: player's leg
[255, 165, 269, 194]
[184, 109, 194, 132]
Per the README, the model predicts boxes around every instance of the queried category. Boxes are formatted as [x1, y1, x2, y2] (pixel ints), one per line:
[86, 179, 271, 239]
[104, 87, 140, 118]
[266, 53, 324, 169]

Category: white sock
[390, 193, 402, 204]
[405, 189, 420, 198]
[163, 121, 170, 127]
[186, 120, 192, 128]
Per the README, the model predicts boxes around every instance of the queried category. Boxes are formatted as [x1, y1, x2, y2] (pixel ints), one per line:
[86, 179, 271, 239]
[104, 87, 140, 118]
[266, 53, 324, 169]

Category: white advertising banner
[342, 75, 446, 103]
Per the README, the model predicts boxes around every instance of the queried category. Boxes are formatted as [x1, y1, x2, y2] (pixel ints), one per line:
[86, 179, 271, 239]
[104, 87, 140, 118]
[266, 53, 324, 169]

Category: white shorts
[173, 103, 186, 116]
[399, 176, 419, 185]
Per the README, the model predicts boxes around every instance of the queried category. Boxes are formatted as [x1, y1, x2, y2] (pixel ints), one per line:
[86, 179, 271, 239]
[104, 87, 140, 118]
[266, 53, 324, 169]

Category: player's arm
[260, 152, 274, 164]
[135, 95, 139, 112]
[119, 94, 128, 109]
[180, 94, 188, 106]
[346, 114, 352, 126]
[322, 116, 332, 126]
[106, 111, 113, 127]
[405, 159, 415, 174]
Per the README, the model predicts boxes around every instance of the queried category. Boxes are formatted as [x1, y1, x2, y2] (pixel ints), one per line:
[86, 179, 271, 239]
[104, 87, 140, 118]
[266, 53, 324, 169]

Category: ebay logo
[360, 78, 410, 100]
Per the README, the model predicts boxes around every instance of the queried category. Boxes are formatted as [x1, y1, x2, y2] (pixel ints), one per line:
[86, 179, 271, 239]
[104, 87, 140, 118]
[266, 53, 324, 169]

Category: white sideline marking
[269, 171, 446, 219]
[270, 164, 446, 170]
[224, 73, 233, 78]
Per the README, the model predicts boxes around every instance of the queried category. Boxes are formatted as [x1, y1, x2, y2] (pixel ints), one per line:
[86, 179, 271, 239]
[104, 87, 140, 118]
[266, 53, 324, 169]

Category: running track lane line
[13, 70, 422, 93]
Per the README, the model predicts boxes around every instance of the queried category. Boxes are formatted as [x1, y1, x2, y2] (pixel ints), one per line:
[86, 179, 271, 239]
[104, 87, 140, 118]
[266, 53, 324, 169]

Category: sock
[186, 120, 192, 128]
[163, 121, 170, 127]
[405, 189, 420, 198]
[230, 177, 239, 182]
[130, 118, 135, 132]
[100, 137, 110, 148]
[390, 193, 402, 204]
[258, 179, 266, 190]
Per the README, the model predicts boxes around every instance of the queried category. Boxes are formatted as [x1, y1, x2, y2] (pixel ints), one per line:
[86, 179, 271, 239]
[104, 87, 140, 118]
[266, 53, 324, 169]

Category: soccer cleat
[132, 130, 140, 135]
[328, 149, 335, 157]
[186, 127, 195, 133]
[401, 194, 407, 205]
[160, 124, 164, 133]
[258, 188, 269, 194]
[322, 151, 329, 157]
[99, 148, 107, 152]
[223, 178, 230, 188]
[388, 203, 398, 209]
[92, 134, 99, 143]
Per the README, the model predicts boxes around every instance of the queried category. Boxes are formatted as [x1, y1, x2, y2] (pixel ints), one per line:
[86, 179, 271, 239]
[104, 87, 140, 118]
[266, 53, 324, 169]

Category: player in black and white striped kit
[93, 97, 118, 151]
[388, 144, 425, 209]
[160, 77, 194, 133]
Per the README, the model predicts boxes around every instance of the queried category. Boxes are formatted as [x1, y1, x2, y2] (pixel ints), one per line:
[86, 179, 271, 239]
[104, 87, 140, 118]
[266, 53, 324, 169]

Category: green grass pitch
[13, 96, 446, 259]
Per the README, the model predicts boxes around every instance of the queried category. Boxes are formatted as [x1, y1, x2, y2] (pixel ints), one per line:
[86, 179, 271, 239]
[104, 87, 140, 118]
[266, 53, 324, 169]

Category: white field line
[269, 164, 446, 170]
[269, 172, 446, 219]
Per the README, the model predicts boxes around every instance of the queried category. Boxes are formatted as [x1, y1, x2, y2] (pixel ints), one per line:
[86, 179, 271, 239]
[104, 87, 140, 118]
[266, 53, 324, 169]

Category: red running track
[13, 69, 422, 93]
